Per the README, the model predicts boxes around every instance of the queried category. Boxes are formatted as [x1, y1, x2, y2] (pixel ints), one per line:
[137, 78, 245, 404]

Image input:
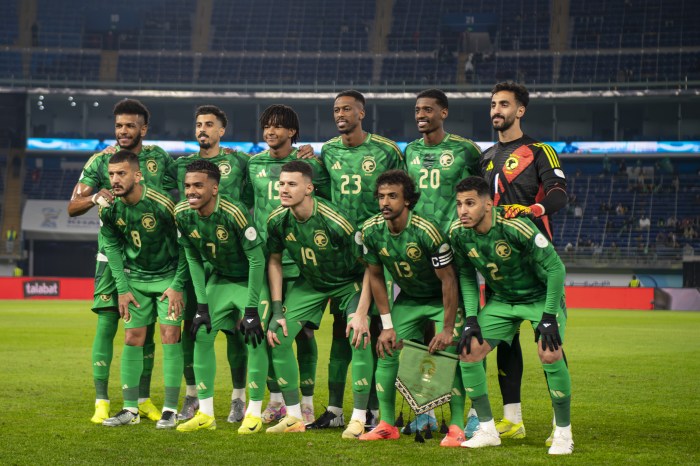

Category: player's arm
[346, 229, 371, 349]
[368, 262, 396, 358]
[452, 247, 484, 355]
[427, 238, 458, 352]
[67, 182, 114, 217]
[100, 212, 139, 320]
[311, 160, 332, 200]
[266, 252, 286, 347]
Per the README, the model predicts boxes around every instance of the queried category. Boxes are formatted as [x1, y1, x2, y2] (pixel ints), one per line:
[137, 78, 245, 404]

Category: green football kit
[404, 133, 481, 230]
[450, 208, 571, 426]
[362, 211, 467, 427]
[266, 198, 373, 408]
[99, 185, 185, 412]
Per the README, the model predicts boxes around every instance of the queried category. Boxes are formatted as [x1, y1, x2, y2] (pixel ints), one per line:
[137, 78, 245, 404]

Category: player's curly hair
[492, 81, 530, 108]
[374, 169, 421, 210]
[281, 160, 313, 181]
[335, 90, 365, 108]
[456, 176, 492, 198]
[196, 105, 228, 128]
[416, 88, 448, 109]
[186, 159, 221, 184]
[259, 104, 300, 144]
[113, 99, 150, 125]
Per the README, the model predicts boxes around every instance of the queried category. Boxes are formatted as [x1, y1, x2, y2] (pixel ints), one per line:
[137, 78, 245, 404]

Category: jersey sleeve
[309, 158, 331, 200]
[241, 159, 255, 209]
[176, 216, 207, 304]
[79, 152, 106, 188]
[361, 228, 381, 266]
[450, 230, 480, 317]
[533, 143, 567, 191]
[462, 140, 483, 178]
[243, 244, 265, 308]
[98, 207, 129, 294]
[161, 152, 178, 192]
[266, 213, 285, 254]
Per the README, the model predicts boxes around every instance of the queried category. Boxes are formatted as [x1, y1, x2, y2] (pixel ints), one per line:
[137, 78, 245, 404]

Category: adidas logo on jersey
[190, 230, 201, 239]
[286, 233, 297, 242]
[331, 161, 342, 170]
[379, 247, 390, 256]
[116, 218, 126, 227]
[411, 156, 421, 165]
[257, 169, 268, 178]
[468, 248, 479, 258]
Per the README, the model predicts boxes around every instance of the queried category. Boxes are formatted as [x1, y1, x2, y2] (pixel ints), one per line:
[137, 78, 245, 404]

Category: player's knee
[160, 325, 181, 344]
[459, 340, 489, 363]
[538, 346, 563, 364]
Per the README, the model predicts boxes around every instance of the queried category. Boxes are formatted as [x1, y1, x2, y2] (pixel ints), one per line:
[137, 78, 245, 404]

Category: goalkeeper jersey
[449, 207, 565, 317]
[480, 134, 567, 240]
[405, 133, 482, 231]
[175, 148, 250, 203]
[321, 133, 404, 228]
[267, 198, 364, 292]
[99, 185, 186, 293]
[362, 211, 453, 300]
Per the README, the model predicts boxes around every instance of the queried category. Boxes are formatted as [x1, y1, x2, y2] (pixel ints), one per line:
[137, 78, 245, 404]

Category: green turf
[1, 300, 699, 465]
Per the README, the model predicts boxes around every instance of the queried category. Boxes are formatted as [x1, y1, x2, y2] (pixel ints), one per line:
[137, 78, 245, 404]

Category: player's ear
[211, 181, 219, 197]
[140, 123, 148, 137]
[219, 126, 225, 138]
[135, 169, 143, 182]
[516, 105, 526, 119]
[441, 107, 449, 119]
[289, 128, 297, 139]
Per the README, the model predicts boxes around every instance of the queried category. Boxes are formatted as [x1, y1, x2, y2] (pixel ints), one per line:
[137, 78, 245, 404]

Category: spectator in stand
[683, 225, 697, 240]
[615, 203, 626, 216]
[639, 215, 651, 230]
[574, 205, 583, 218]
[666, 216, 677, 228]
[683, 243, 695, 257]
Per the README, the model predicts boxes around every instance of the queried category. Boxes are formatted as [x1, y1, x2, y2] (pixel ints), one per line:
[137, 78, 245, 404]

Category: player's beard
[198, 132, 213, 150]
[120, 133, 142, 151]
[492, 113, 515, 132]
[113, 181, 134, 197]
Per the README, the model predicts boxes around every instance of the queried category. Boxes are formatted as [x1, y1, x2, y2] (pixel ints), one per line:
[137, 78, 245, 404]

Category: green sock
[193, 328, 217, 399]
[121, 345, 143, 409]
[348, 325, 373, 410]
[328, 337, 352, 407]
[181, 321, 196, 386]
[460, 360, 492, 421]
[543, 359, 572, 426]
[296, 331, 317, 397]
[375, 349, 400, 424]
[92, 311, 119, 399]
[226, 331, 247, 390]
[270, 319, 303, 406]
[162, 342, 183, 411]
[246, 331, 269, 401]
[448, 364, 466, 428]
[368, 334, 379, 410]
[139, 322, 156, 399]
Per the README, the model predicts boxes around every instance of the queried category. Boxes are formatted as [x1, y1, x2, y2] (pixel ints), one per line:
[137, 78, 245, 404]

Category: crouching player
[358, 170, 467, 446]
[99, 150, 186, 428]
[265, 161, 374, 438]
[449, 176, 573, 455]
[174, 160, 269, 433]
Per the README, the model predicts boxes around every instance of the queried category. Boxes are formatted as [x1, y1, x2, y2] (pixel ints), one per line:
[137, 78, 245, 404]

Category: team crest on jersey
[406, 242, 422, 261]
[216, 226, 229, 241]
[100, 294, 111, 302]
[486, 160, 494, 171]
[146, 159, 158, 174]
[141, 213, 157, 231]
[218, 161, 232, 177]
[439, 150, 454, 168]
[494, 240, 511, 259]
[361, 156, 376, 174]
[314, 230, 329, 248]
[504, 156, 519, 172]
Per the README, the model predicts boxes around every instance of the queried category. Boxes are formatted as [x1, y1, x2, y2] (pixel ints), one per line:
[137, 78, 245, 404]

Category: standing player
[312, 90, 403, 429]
[404, 88, 482, 434]
[174, 105, 251, 423]
[481, 81, 568, 441]
[174, 160, 268, 433]
[265, 161, 373, 438]
[450, 176, 573, 455]
[358, 170, 465, 447]
[68, 99, 176, 424]
[244, 105, 329, 426]
[98, 151, 186, 428]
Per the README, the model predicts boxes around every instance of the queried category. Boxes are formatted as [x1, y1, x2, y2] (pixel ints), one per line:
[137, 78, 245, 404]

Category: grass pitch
[1, 300, 699, 465]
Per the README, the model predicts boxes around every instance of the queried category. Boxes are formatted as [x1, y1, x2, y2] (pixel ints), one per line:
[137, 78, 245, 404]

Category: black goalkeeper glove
[267, 301, 284, 334]
[535, 312, 561, 351]
[457, 316, 483, 355]
[240, 306, 264, 348]
[191, 304, 212, 340]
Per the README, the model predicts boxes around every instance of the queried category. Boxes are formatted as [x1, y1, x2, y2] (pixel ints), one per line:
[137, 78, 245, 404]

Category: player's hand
[377, 328, 397, 358]
[266, 300, 287, 347]
[102, 145, 117, 155]
[428, 328, 453, 353]
[296, 144, 317, 159]
[346, 312, 370, 350]
[92, 188, 115, 207]
[535, 312, 561, 351]
[457, 316, 483, 355]
[222, 147, 235, 154]
[191, 304, 212, 340]
[118, 292, 140, 322]
[159, 288, 183, 321]
[240, 306, 264, 348]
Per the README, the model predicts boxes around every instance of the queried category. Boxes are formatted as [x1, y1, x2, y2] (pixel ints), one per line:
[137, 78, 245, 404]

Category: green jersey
[175, 194, 264, 306]
[267, 198, 364, 292]
[321, 133, 405, 227]
[99, 185, 186, 294]
[175, 148, 249, 203]
[244, 148, 331, 277]
[362, 211, 454, 300]
[405, 133, 481, 230]
[449, 207, 566, 317]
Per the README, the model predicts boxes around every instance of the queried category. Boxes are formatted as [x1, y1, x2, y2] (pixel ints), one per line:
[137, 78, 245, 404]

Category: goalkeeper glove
[501, 203, 545, 219]
[267, 301, 284, 334]
[535, 312, 561, 351]
[191, 304, 212, 340]
[240, 306, 264, 348]
[457, 316, 483, 355]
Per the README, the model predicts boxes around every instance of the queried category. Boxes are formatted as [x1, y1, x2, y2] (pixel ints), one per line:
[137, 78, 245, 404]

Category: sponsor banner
[0, 278, 93, 299]
[23, 280, 60, 298]
[21, 200, 99, 240]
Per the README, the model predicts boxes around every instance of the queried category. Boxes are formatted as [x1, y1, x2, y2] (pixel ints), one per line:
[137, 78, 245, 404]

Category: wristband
[380, 313, 393, 329]
[271, 300, 283, 315]
[91, 193, 98, 205]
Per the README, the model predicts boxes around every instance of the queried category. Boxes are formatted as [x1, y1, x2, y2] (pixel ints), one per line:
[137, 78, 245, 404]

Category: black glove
[191, 304, 212, 340]
[267, 301, 284, 334]
[535, 312, 561, 351]
[240, 306, 264, 348]
[457, 316, 483, 355]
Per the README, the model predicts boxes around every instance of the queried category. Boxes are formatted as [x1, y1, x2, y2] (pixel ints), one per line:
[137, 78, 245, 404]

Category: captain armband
[430, 243, 453, 269]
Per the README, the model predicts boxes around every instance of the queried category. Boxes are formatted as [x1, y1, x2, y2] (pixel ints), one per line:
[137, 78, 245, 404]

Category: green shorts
[284, 278, 362, 329]
[124, 277, 183, 329]
[392, 294, 465, 343]
[206, 273, 270, 333]
[91, 255, 118, 313]
[478, 296, 567, 346]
